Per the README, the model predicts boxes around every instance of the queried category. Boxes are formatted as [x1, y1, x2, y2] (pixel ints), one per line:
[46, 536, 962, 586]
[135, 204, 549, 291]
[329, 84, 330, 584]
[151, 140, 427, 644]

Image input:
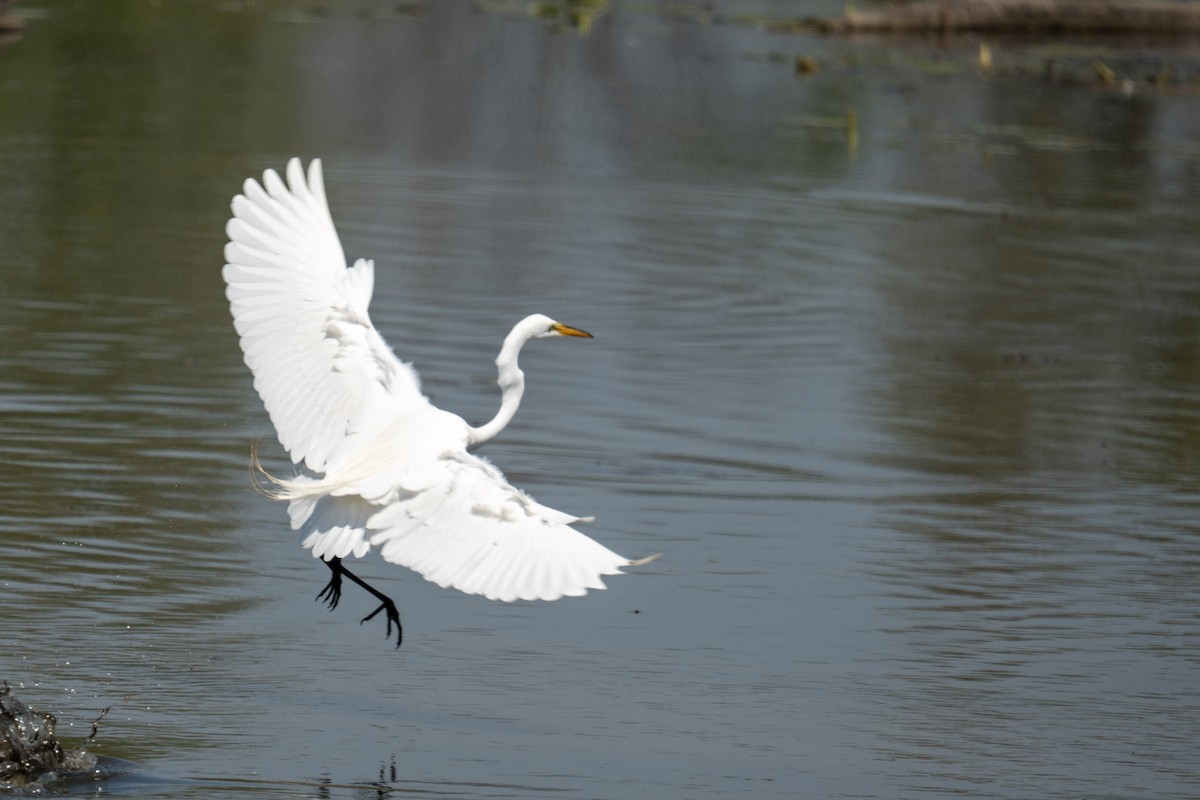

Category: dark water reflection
[2, 1, 1199, 798]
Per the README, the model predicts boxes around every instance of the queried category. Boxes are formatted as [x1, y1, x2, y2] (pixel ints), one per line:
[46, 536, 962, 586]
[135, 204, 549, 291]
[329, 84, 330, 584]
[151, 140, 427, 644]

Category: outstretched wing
[372, 450, 651, 601]
[223, 158, 426, 472]
[291, 446, 649, 602]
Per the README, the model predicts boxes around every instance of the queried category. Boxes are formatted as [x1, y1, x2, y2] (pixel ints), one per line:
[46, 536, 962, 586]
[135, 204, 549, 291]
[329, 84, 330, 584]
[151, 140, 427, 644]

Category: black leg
[317, 557, 403, 648]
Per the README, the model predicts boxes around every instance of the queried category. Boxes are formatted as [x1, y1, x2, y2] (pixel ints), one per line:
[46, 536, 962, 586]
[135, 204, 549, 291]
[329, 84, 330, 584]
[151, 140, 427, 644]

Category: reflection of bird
[222, 159, 658, 647]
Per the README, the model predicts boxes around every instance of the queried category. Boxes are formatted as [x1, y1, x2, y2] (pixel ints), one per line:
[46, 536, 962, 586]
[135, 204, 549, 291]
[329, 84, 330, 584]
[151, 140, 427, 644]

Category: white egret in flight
[222, 158, 657, 647]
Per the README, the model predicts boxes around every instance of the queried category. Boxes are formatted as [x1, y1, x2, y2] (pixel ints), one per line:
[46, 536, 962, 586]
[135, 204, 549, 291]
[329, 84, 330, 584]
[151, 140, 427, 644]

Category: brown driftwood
[819, 0, 1200, 34]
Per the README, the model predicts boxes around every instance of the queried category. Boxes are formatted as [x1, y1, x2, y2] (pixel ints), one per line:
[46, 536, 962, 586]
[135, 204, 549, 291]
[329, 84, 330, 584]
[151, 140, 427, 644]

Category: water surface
[1, 2, 1199, 798]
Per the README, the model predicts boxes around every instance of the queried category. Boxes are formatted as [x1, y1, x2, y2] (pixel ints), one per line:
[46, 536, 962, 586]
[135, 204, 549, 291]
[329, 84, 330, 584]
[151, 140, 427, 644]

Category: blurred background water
[1, 1, 1199, 797]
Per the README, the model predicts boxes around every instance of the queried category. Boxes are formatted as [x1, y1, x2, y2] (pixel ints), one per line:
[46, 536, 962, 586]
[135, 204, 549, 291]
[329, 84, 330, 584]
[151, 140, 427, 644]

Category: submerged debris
[0, 684, 98, 791]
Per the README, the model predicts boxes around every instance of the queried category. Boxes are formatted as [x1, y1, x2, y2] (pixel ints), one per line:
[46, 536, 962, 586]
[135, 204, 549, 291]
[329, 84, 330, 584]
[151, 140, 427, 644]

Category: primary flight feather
[222, 158, 656, 646]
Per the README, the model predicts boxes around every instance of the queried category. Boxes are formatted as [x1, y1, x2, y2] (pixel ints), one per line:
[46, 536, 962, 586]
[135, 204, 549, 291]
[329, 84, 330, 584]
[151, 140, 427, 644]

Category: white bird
[222, 158, 658, 647]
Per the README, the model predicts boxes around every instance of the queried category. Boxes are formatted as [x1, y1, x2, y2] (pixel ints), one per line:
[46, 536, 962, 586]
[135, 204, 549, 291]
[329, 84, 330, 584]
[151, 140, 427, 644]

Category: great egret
[222, 158, 657, 647]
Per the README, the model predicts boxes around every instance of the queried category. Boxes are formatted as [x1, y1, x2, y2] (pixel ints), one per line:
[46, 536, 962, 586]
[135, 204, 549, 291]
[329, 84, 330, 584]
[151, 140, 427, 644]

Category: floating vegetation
[1092, 59, 1118, 83]
[476, 0, 608, 34]
[784, 110, 859, 159]
[794, 55, 820, 76]
[754, 37, 1200, 96]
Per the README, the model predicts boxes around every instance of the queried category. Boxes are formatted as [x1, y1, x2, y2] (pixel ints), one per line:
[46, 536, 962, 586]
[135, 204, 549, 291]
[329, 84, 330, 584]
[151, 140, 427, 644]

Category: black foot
[361, 597, 402, 645]
[319, 557, 403, 648]
[316, 563, 343, 610]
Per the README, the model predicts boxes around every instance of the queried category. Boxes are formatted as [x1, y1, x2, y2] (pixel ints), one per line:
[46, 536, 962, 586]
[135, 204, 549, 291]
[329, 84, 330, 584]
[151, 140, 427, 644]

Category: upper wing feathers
[223, 158, 425, 472]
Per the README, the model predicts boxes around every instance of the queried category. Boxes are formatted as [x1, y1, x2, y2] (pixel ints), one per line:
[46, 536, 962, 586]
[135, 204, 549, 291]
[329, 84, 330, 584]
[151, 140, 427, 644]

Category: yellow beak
[551, 322, 593, 339]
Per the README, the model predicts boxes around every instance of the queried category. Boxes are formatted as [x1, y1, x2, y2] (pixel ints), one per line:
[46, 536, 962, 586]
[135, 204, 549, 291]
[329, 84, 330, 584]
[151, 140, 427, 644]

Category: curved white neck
[467, 333, 528, 447]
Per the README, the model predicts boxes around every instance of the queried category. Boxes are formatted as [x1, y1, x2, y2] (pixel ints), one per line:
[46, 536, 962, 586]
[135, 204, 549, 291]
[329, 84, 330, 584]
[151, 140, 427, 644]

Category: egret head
[517, 313, 593, 341]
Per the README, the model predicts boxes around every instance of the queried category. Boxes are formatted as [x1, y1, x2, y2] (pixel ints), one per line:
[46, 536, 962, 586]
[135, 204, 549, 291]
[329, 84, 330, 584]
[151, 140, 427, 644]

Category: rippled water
[2, 1, 1199, 798]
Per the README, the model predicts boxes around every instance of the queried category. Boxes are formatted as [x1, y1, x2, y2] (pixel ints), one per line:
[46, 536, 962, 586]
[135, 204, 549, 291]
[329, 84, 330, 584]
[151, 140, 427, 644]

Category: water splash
[0, 684, 99, 793]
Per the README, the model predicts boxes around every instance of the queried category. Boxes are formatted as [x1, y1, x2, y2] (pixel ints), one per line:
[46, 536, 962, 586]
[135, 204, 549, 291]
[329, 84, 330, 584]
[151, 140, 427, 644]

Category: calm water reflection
[1, 1, 1199, 798]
